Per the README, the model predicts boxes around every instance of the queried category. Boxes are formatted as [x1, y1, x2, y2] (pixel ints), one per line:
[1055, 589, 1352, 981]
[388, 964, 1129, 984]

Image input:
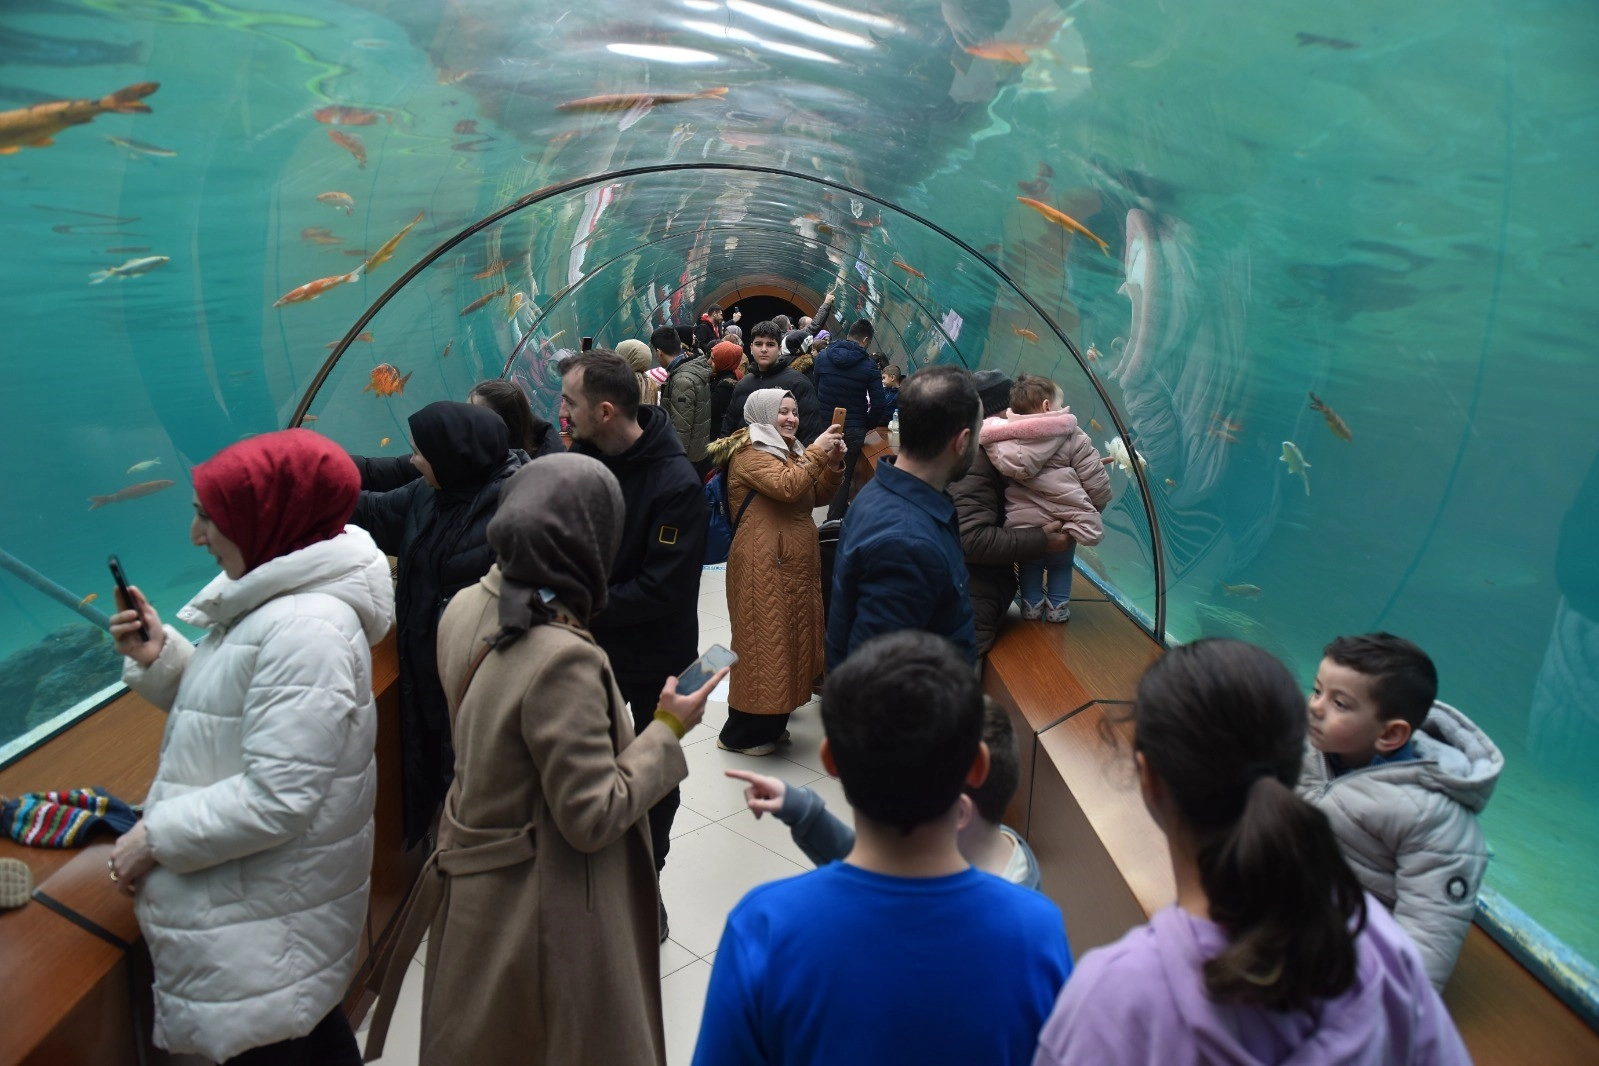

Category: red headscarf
[191, 429, 361, 573]
[712, 339, 745, 378]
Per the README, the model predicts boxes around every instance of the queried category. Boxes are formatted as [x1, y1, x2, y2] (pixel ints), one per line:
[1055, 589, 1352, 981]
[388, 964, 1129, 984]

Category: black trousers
[619, 679, 682, 872]
[825, 427, 869, 521]
[222, 1006, 360, 1066]
[719, 707, 791, 749]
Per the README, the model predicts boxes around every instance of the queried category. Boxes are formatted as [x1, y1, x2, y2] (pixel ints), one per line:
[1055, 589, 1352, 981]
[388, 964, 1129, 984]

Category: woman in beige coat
[715, 388, 846, 755]
[617, 338, 660, 406]
[363, 454, 726, 1065]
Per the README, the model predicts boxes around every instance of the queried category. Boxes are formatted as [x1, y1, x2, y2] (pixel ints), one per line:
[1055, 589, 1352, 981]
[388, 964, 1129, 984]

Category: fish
[506, 291, 525, 320]
[380, 436, 391, 447]
[105, 135, 175, 158]
[964, 42, 1050, 64]
[364, 363, 413, 398]
[315, 105, 382, 126]
[89, 255, 169, 284]
[1085, 343, 1102, 363]
[890, 258, 925, 279]
[1280, 440, 1311, 495]
[0, 81, 158, 155]
[1222, 582, 1263, 599]
[88, 479, 174, 510]
[126, 458, 161, 474]
[317, 191, 355, 215]
[273, 267, 362, 307]
[441, 340, 453, 359]
[78, 592, 98, 607]
[1308, 391, 1352, 441]
[328, 129, 366, 168]
[460, 284, 507, 316]
[301, 414, 318, 422]
[1105, 436, 1147, 477]
[453, 118, 478, 134]
[473, 258, 509, 279]
[362, 211, 424, 275]
[300, 227, 342, 245]
[555, 87, 727, 114]
[1212, 413, 1245, 434]
[1013, 326, 1039, 342]
[1296, 32, 1360, 50]
[1016, 197, 1111, 255]
[1164, 478, 1177, 489]
[324, 332, 374, 349]
[1089, 417, 1104, 433]
[1208, 427, 1240, 444]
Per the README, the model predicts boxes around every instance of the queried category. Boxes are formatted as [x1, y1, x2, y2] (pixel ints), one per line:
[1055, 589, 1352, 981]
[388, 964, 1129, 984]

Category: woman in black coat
[352, 401, 524, 845]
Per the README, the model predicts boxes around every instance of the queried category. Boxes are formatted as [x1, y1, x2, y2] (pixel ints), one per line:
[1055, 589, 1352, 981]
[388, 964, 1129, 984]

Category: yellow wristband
[653, 708, 687, 740]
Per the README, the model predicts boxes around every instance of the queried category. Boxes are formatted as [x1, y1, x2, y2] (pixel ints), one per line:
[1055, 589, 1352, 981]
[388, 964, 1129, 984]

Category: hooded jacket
[1298, 701, 1503, 989]
[660, 350, 715, 462]
[572, 405, 709, 688]
[813, 337, 885, 430]
[352, 403, 523, 843]
[980, 408, 1111, 543]
[122, 527, 394, 1062]
[722, 354, 824, 443]
[1033, 898, 1469, 1065]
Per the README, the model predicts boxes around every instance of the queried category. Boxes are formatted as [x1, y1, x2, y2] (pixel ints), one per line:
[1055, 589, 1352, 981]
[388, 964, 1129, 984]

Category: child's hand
[1042, 522, 1073, 553]
[724, 769, 786, 819]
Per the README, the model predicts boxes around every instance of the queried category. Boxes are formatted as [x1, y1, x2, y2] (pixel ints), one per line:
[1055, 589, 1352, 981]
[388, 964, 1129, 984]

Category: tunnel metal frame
[294, 162, 1168, 641]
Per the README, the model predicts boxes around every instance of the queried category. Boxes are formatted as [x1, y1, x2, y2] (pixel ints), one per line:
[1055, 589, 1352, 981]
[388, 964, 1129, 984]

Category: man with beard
[826, 366, 981, 669]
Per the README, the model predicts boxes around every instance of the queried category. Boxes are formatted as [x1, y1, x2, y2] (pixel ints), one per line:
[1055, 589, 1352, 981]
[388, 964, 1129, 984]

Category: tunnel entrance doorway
[725, 293, 805, 333]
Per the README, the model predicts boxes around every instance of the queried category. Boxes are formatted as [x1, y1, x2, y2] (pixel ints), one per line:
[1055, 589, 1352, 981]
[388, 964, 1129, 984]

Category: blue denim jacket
[826, 459, 976, 668]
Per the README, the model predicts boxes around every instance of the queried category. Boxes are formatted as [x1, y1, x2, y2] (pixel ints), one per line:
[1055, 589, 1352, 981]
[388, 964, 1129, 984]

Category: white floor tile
[698, 698, 729, 734]
[661, 936, 699, 978]
[697, 622, 732, 653]
[659, 823, 806, 956]
[662, 958, 715, 1066]
[718, 773, 853, 869]
[670, 804, 712, 838]
[698, 596, 730, 622]
[362, 959, 424, 1064]
[677, 735, 824, 822]
[775, 700, 828, 776]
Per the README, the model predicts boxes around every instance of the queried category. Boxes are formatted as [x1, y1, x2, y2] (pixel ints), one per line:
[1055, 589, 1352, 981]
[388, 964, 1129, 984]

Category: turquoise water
[1, 0, 1595, 986]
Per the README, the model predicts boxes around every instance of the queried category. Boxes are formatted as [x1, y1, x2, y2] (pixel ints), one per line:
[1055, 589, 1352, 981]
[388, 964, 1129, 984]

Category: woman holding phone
[711, 388, 846, 755]
[363, 454, 726, 1066]
[107, 429, 393, 1065]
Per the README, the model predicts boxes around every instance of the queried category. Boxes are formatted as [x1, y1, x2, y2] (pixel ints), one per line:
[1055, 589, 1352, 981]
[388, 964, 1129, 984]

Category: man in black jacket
[814, 318, 886, 520]
[352, 401, 524, 847]
[693, 303, 725, 354]
[721, 320, 824, 443]
[561, 349, 708, 885]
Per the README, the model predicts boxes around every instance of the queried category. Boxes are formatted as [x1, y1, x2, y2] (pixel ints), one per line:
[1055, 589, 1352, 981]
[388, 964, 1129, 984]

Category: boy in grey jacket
[1298, 633, 1504, 989]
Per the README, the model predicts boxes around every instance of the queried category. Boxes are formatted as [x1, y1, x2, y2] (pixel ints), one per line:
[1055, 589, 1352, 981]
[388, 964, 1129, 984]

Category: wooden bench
[983, 590, 1599, 1064]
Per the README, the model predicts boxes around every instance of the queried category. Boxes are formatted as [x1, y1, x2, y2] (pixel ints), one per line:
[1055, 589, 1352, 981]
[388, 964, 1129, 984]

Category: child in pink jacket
[979, 375, 1112, 623]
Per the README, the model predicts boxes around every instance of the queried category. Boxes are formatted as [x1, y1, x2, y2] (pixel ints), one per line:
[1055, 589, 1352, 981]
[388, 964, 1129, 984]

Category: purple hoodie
[1033, 897, 1470, 1066]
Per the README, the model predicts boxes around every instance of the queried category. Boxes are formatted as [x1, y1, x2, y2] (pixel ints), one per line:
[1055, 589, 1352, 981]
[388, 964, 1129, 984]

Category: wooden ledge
[983, 593, 1599, 1064]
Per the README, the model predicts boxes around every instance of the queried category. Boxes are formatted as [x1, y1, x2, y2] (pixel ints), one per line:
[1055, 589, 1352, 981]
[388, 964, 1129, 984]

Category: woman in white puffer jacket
[109, 429, 394, 1065]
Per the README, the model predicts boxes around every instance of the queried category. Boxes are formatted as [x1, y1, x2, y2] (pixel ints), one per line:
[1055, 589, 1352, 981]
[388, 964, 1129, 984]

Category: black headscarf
[485, 454, 624, 647]
[408, 401, 509, 491]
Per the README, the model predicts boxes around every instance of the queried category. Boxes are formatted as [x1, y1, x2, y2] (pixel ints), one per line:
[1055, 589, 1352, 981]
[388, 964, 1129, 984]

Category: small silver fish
[1280, 440, 1311, 496]
[90, 255, 169, 284]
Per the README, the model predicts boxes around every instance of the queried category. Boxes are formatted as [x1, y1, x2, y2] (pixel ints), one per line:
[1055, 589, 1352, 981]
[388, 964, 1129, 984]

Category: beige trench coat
[368, 567, 687, 1065]
[725, 442, 842, 714]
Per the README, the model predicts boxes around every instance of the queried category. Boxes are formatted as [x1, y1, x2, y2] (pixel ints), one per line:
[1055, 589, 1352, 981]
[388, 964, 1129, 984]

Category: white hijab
[744, 388, 803, 460]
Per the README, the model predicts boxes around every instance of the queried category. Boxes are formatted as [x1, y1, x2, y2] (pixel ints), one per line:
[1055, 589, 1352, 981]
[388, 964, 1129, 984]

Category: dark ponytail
[1134, 639, 1367, 1012]
[469, 379, 542, 456]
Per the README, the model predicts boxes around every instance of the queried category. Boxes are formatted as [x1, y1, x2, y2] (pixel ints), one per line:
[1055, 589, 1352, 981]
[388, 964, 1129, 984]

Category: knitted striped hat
[1, 788, 138, 848]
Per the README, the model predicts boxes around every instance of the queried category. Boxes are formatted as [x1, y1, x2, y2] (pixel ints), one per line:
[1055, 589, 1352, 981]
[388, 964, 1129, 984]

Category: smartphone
[580, 335, 594, 352]
[832, 407, 847, 429]
[677, 644, 737, 694]
[108, 554, 149, 642]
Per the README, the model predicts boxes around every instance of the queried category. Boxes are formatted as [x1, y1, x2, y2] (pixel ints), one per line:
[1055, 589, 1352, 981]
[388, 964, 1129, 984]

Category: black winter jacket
[694, 314, 721, 353]
[350, 415, 561, 492]
[573, 405, 709, 688]
[709, 371, 739, 445]
[813, 338, 885, 430]
[722, 355, 824, 443]
[950, 448, 1050, 658]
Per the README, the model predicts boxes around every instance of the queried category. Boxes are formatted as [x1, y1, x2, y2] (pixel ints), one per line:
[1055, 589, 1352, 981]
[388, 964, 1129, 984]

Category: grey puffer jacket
[1297, 701, 1503, 990]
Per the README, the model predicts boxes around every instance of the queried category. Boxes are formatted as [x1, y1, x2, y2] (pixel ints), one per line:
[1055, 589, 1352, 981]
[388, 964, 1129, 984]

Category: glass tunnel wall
[1, 0, 1595, 1001]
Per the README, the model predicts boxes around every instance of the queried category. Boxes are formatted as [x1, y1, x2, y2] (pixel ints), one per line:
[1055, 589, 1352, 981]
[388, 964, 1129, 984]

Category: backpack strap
[730, 481, 759, 533]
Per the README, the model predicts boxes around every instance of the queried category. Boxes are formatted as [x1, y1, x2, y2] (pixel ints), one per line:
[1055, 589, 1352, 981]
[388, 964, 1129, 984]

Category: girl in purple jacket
[1033, 639, 1470, 1066]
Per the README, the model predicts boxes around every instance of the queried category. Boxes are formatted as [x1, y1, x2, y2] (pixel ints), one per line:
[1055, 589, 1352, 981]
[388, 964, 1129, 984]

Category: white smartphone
[678, 644, 737, 694]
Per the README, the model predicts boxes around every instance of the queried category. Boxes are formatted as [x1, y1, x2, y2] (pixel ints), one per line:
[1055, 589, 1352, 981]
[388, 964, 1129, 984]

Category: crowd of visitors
[100, 301, 1485, 1065]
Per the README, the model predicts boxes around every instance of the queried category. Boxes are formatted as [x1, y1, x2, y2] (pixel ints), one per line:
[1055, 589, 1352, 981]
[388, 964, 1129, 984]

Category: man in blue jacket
[813, 319, 886, 520]
[826, 366, 980, 669]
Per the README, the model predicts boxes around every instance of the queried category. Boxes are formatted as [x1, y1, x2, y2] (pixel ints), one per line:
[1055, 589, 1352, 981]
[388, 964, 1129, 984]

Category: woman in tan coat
[363, 454, 726, 1066]
[717, 388, 846, 755]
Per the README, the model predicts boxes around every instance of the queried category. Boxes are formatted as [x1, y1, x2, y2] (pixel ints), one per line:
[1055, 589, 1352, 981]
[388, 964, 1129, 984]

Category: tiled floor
[362, 564, 842, 1065]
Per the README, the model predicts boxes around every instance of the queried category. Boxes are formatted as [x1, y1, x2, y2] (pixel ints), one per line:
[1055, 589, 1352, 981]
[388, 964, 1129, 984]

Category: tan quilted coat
[725, 441, 843, 714]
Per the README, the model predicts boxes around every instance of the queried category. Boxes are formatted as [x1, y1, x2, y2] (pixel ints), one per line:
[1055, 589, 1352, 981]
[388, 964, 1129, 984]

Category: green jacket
[660, 352, 714, 462]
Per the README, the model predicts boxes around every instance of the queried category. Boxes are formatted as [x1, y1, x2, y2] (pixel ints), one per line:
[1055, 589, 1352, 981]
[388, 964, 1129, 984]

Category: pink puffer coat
[979, 409, 1112, 544]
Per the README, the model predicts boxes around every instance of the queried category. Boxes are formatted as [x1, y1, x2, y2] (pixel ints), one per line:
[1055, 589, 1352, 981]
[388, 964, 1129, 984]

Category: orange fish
[362, 211, 424, 275]
[1308, 391, 1352, 441]
[380, 436, 391, 447]
[460, 284, 507, 316]
[1209, 427, 1240, 444]
[1212, 413, 1244, 434]
[1013, 326, 1039, 342]
[506, 292, 525, 320]
[315, 105, 382, 126]
[317, 191, 355, 215]
[363, 363, 413, 398]
[324, 332, 374, 349]
[78, 592, 98, 607]
[300, 227, 342, 245]
[964, 42, 1049, 64]
[328, 129, 366, 168]
[1016, 197, 1111, 255]
[473, 259, 509, 279]
[442, 340, 454, 359]
[1090, 417, 1104, 433]
[0, 81, 158, 155]
[274, 267, 362, 307]
[1085, 343, 1102, 363]
[88, 479, 175, 510]
[556, 87, 727, 113]
[890, 258, 925, 279]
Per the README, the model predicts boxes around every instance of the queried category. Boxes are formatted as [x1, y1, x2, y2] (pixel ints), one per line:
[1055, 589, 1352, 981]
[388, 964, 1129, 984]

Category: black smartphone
[108, 554, 150, 642]
[581, 335, 594, 352]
